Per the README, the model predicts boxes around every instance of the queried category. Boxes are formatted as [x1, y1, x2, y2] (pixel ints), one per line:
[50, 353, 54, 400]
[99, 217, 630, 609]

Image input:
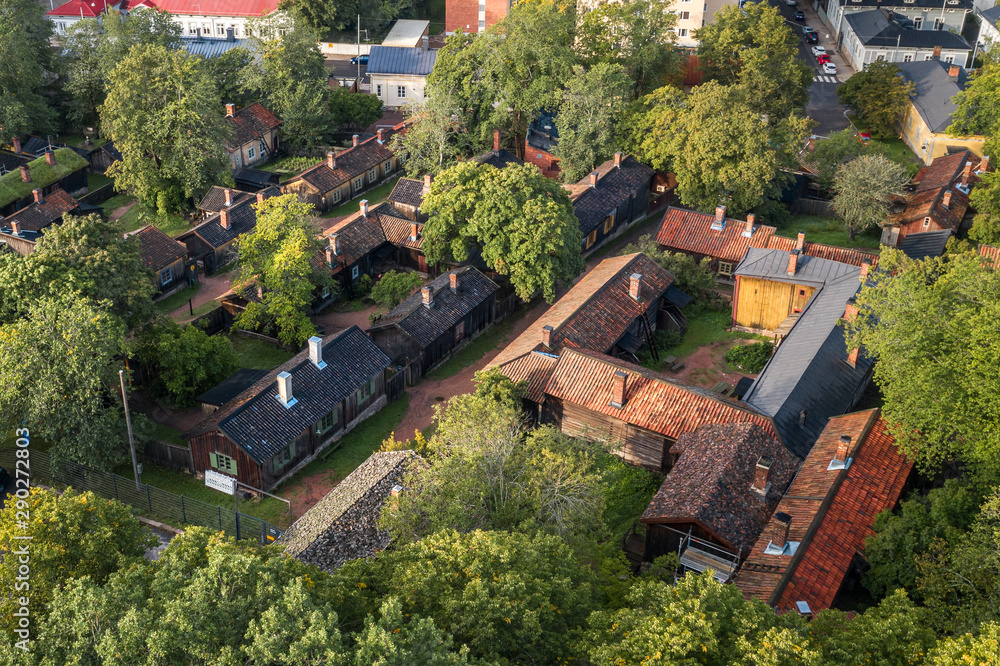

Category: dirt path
[109, 202, 136, 222]
[312, 302, 380, 334]
[673, 339, 757, 390]
[285, 468, 341, 518]
[169, 272, 235, 324]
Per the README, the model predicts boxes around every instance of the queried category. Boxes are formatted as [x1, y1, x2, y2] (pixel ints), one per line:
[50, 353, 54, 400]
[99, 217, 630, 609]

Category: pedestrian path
[813, 75, 839, 84]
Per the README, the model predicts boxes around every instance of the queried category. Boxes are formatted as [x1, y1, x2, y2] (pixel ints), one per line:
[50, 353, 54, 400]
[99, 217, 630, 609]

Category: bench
[670, 360, 685, 373]
[712, 382, 730, 394]
[663, 355, 677, 366]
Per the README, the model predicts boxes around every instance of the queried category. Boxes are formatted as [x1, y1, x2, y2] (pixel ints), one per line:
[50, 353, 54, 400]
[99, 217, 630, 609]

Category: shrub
[723, 341, 773, 373]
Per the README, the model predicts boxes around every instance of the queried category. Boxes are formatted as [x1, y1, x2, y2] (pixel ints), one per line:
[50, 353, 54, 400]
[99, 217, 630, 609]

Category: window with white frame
[904, 54, 913, 62]
[217, 24, 225, 35]
[924, 54, 934, 60]
[331, 189, 342, 204]
[677, 28, 688, 37]
[259, 141, 266, 155]
[914, 17, 923, 28]
[160, 267, 173, 285]
[679, 10, 690, 19]
[923, 217, 931, 227]
[944, 55, 954, 63]
[376, 84, 382, 97]
[384, 160, 391, 174]
[353, 176, 364, 191]
[933, 18, 942, 29]
[397, 86, 406, 99]
[248, 145, 256, 159]
[368, 167, 377, 182]
[876, 53, 886, 61]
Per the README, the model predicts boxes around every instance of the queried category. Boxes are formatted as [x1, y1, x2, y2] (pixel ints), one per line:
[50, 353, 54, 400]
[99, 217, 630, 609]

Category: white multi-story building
[672, 0, 740, 48]
[47, 0, 280, 37]
[841, 8, 972, 68]
[828, 0, 972, 41]
[367, 42, 438, 109]
[979, 5, 1000, 48]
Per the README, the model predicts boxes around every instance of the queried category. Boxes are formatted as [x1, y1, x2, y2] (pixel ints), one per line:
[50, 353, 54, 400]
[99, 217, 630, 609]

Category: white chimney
[308, 336, 326, 369]
[276, 371, 296, 408]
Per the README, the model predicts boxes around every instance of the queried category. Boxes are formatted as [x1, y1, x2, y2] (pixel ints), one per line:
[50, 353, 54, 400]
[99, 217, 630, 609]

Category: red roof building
[655, 206, 777, 278]
[224, 102, 282, 168]
[734, 409, 912, 614]
[121, 0, 277, 16]
[47, 0, 114, 17]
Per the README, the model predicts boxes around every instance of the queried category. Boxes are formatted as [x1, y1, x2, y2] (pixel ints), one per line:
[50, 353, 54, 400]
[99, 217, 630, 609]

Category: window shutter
[209, 452, 217, 469]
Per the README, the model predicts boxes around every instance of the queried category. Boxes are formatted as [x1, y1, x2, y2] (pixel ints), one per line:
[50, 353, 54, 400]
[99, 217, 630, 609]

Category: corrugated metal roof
[382, 19, 430, 47]
[180, 37, 253, 58]
[366, 46, 438, 76]
[124, 0, 278, 17]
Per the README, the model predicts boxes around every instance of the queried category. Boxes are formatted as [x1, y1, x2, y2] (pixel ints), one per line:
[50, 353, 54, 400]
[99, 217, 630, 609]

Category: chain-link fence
[0, 448, 283, 544]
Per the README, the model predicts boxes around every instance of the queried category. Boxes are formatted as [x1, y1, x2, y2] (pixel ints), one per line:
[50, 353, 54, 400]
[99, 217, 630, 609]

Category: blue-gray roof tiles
[367, 45, 438, 76]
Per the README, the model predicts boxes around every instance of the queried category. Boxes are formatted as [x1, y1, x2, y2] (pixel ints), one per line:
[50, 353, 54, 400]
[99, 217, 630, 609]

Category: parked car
[806, 31, 819, 43]
[856, 131, 871, 144]
[0, 466, 10, 504]
[823, 62, 838, 75]
[785, 0, 797, 5]
[350, 54, 369, 66]
[811, 45, 827, 58]
[818, 54, 832, 65]
[794, 10, 805, 20]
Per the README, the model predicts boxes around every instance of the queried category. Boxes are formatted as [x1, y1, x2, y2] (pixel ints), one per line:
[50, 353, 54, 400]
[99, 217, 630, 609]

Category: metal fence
[0, 448, 283, 544]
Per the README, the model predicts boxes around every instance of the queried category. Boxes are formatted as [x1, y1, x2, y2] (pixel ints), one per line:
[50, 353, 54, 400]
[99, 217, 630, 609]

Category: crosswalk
[813, 75, 839, 83]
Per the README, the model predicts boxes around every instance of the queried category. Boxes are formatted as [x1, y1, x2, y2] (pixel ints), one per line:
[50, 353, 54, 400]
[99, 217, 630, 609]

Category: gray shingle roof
[369, 267, 499, 347]
[897, 229, 953, 259]
[366, 45, 438, 75]
[387, 177, 425, 208]
[845, 10, 972, 51]
[983, 5, 1000, 30]
[474, 149, 524, 169]
[738, 248, 874, 459]
[187, 200, 257, 249]
[197, 326, 391, 464]
[196, 368, 269, 407]
[571, 155, 654, 235]
[897, 60, 969, 133]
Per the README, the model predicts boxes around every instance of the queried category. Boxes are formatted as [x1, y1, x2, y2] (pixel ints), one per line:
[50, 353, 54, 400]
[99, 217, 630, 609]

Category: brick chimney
[629, 273, 642, 301]
[377, 128, 385, 143]
[409, 222, 419, 242]
[224, 188, 233, 207]
[980, 155, 991, 172]
[932, 45, 942, 59]
[19, 165, 29, 183]
[962, 160, 973, 187]
[835, 434, 851, 463]
[44, 150, 55, 166]
[541, 324, 553, 348]
[609, 370, 627, 409]
[360, 199, 369, 217]
[325, 245, 335, 265]
[943, 190, 952, 209]
[276, 371, 295, 407]
[493, 129, 500, 152]
[614, 152, 623, 169]
[449, 271, 459, 294]
[32, 188, 42, 204]
[948, 64, 960, 78]
[225, 103, 236, 117]
[847, 347, 860, 368]
[860, 262, 871, 281]
[11, 137, 21, 154]
[256, 191, 266, 204]
[327, 151, 336, 169]
[10, 220, 21, 236]
[711, 205, 725, 230]
[589, 171, 598, 188]
[421, 285, 434, 308]
[423, 173, 432, 194]
[352, 134, 359, 147]
[786, 250, 799, 276]
[766, 512, 792, 552]
[743, 213, 755, 238]
[844, 301, 859, 322]
[796, 232, 806, 252]
[751, 455, 772, 494]
[219, 208, 230, 230]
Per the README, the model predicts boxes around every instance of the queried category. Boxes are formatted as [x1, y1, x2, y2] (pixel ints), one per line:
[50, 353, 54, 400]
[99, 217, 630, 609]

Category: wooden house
[0, 188, 80, 255]
[735, 409, 912, 613]
[368, 267, 499, 382]
[224, 102, 282, 169]
[197, 185, 278, 217]
[386, 175, 430, 222]
[0, 148, 89, 216]
[655, 206, 777, 278]
[185, 327, 393, 491]
[88, 141, 122, 173]
[179, 188, 278, 273]
[282, 125, 405, 213]
[639, 421, 799, 574]
[129, 225, 191, 294]
[565, 153, 654, 253]
[539, 348, 784, 473]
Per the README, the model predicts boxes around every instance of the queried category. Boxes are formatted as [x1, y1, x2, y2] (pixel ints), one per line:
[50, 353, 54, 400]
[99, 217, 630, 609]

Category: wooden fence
[78, 183, 116, 206]
[191, 306, 233, 336]
[791, 197, 835, 217]
[142, 439, 194, 474]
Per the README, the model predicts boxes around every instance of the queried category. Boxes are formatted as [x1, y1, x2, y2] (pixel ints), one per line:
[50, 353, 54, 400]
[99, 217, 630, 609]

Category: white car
[811, 45, 827, 58]
[822, 62, 837, 75]
[785, 0, 797, 5]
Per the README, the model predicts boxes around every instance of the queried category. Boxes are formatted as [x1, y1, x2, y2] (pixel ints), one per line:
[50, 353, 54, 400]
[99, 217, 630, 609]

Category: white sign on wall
[205, 469, 237, 495]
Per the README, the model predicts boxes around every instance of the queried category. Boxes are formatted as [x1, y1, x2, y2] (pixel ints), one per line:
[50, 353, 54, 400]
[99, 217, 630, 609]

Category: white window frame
[384, 160, 392, 174]
[397, 85, 407, 99]
[248, 145, 255, 159]
[351, 265, 360, 279]
[368, 167, 377, 182]
[353, 176, 364, 192]
[677, 28, 688, 37]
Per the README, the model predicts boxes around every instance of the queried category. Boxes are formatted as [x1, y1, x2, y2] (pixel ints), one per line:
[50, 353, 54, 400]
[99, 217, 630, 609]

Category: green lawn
[149, 421, 188, 448]
[231, 335, 295, 370]
[87, 171, 113, 190]
[875, 137, 922, 178]
[427, 306, 524, 380]
[118, 202, 190, 237]
[58, 134, 107, 150]
[773, 215, 882, 251]
[321, 178, 399, 218]
[643, 307, 766, 372]
[154, 283, 200, 313]
[257, 155, 320, 179]
[294, 394, 410, 483]
[100, 192, 134, 216]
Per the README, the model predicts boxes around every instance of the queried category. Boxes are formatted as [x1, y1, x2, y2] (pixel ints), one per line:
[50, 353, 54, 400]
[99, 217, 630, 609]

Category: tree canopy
[421, 162, 584, 302]
[0, 0, 56, 137]
[136, 319, 240, 406]
[832, 153, 909, 239]
[837, 60, 915, 138]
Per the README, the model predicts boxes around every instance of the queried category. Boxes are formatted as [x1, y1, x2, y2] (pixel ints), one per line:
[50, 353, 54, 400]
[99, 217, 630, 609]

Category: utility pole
[119, 370, 142, 491]
[357, 14, 361, 84]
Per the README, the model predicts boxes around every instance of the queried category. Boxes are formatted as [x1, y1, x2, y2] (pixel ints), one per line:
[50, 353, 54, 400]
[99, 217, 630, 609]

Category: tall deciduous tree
[0, 213, 155, 329]
[102, 44, 231, 212]
[832, 154, 909, 239]
[621, 84, 687, 173]
[390, 92, 478, 177]
[969, 169, 1000, 245]
[695, 2, 813, 121]
[948, 58, 1000, 145]
[665, 82, 811, 215]
[421, 162, 584, 302]
[0, 0, 56, 137]
[0, 295, 132, 468]
[137, 319, 240, 406]
[233, 194, 333, 347]
[369, 270, 423, 311]
[554, 63, 632, 182]
[838, 60, 915, 138]
[204, 46, 255, 110]
[808, 128, 913, 191]
[844, 248, 1000, 482]
[278, 0, 415, 33]
[576, 0, 680, 98]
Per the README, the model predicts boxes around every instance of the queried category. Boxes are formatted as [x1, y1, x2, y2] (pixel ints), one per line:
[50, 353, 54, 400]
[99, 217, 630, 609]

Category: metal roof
[844, 10, 972, 50]
[180, 37, 253, 58]
[896, 229, 952, 260]
[366, 45, 438, 76]
[382, 19, 430, 47]
[897, 60, 969, 134]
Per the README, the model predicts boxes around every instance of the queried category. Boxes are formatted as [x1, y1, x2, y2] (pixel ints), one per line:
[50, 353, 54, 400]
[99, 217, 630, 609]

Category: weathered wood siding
[546, 399, 671, 472]
[189, 430, 265, 489]
[733, 277, 816, 331]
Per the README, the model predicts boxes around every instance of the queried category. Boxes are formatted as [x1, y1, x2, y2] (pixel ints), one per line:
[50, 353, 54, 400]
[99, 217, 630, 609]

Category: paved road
[768, 0, 852, 137]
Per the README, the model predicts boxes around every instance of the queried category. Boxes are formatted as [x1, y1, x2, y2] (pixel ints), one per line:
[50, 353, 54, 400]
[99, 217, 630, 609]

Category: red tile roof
[979, 244, 1000, 266]
[734, 409, 912, 612]
[122, 0, 277, 16]
[286, 124, 405, 195]
[543, 349, 781, 442]
[226, 103, 281, 151]
[495, 350, 559, 403]
[888, 150, 979, 231]
[490, 253, 674, 368]
[4, 189, 78, 232]
[47, 0, 111, 17]
[656, 207, 776, 263]
[766, 235, 880, 268]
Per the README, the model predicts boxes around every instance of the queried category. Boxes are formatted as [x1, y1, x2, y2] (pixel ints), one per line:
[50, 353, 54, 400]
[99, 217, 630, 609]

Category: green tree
[137, 319, 240, 406]
[838, 60, 915, 138]
[102, 44, 231, 212]
[929, 622, 1000, 665]
[666, 82, 811, 216]
[575, 0, 680, 98]
[619, 235, 716, 299]
[948, 58, 1000, 144]
[233, 194, 333, 347]
[330, 84, 384, 131]
[808, 128, 911, 191]
[204, 46, 255, 110]
[621, 84, 687, 173]
[844, 248, 1000, 481]
[369, 270, 423, 311]
[695, 2, 813, 121]
[348, 598, 477, 666]
[279, 0, 415, 33]
[0, 296, 133, 468]
[0, 488, 155, 637]
[0, 213, 155, 329]
[969, 169, 1000, 246]
[554, 63, 632, 182]
[832, 153, 909, 240]
[390, 93, 478, 177]
[421, 161, 584, 302]
[0, 0, 56, 137]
